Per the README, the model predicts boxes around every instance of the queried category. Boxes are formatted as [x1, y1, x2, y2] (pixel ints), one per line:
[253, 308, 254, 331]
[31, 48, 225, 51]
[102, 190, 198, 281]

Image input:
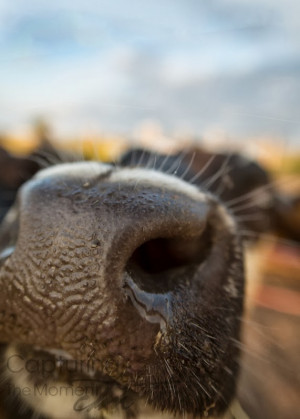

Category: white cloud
[0, 0, 299, 146]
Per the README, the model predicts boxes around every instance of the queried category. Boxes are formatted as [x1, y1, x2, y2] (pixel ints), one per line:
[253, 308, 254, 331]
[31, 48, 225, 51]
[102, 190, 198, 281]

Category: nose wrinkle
[123, 274, 172, 330]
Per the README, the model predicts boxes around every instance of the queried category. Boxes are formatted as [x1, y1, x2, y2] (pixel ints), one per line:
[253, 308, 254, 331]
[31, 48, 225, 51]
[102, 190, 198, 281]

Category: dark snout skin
[0, 162, 244, 417]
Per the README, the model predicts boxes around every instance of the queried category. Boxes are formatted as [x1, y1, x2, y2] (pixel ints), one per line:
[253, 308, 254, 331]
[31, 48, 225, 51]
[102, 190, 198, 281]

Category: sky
[0, 0, 299, 147]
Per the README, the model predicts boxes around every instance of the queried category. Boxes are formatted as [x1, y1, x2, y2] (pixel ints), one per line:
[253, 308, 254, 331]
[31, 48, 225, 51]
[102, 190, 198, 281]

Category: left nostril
[125, 224, 212, 294]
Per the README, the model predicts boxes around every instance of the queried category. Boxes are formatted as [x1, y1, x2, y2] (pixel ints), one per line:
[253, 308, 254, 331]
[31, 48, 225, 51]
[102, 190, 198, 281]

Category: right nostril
[125, 224, 213, 294]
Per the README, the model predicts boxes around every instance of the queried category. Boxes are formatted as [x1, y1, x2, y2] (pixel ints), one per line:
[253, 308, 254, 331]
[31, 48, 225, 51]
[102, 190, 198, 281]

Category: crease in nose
[123, 274, 172, 330]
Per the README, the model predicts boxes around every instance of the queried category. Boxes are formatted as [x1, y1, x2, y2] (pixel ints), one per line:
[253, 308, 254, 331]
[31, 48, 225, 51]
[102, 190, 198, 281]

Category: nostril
[125, 224, 212, 294]
[129, 230, 212, 274]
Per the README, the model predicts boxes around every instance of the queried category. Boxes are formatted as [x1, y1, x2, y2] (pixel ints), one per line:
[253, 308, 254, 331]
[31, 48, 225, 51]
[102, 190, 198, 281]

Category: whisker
[230, 200, 266, 214]
[165, 150, 188, 175]
[203, 154, 232, 189]
[33, 149, 63, 166]
[230, 338, 270, 364]
[190, 369, 211, 398]
[179, 151, 196, 180]
[213, 169, 232, 197]
[237, 357, 270, 383]
[241, 231, 300, 249]
[188, 155, 216, 184]
[145, 153, 157, 171]
[239, 317, 288, 350]
[136, 149, 147, 168]
[188, 322, 218, 340]
[144, 151, 154, 170]
[157, 152, 174, 173]
[227, 177, 299, 208]
[227, 185, 274, 208]
[129, 148, 137, 167]
[152, 155, 157, 171]
[28, 155, 52, 169]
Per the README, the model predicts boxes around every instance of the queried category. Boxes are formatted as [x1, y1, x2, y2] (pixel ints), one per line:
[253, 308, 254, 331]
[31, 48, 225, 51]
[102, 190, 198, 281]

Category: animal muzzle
[0, 162, 244, 415]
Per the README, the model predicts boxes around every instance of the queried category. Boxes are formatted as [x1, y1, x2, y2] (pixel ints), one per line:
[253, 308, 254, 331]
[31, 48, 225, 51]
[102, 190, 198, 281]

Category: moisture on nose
[3, 164, 219, 332]
[97, 181, 215, 329]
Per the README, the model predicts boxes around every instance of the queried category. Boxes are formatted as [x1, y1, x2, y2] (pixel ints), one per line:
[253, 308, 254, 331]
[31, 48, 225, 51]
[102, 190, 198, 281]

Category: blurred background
[0, 1, 299, 418]
[0, 0, 299, 157]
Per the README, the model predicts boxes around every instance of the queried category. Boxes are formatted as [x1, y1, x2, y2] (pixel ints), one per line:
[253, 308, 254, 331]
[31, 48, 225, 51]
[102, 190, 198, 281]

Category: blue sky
[0, 0, 299, 146]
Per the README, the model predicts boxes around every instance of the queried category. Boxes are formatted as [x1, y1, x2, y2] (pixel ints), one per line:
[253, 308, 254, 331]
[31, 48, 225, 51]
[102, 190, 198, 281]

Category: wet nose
[115, 201, 211, 327]
[118, 200, 213, 328]
[95, 171, 234, 329]
[0, 163, 238, 346]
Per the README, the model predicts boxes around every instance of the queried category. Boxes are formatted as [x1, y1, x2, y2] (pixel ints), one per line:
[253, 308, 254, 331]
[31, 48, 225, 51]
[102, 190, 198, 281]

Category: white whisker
[165, 150, 188, 175]
[203, 154, 232, 189]
[179, 151, 196, 180]
[242, 231, 300, 249]
[137, 149, 147, 167]
[188, 155, 216, 184]
[227, 176, 299, 208]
